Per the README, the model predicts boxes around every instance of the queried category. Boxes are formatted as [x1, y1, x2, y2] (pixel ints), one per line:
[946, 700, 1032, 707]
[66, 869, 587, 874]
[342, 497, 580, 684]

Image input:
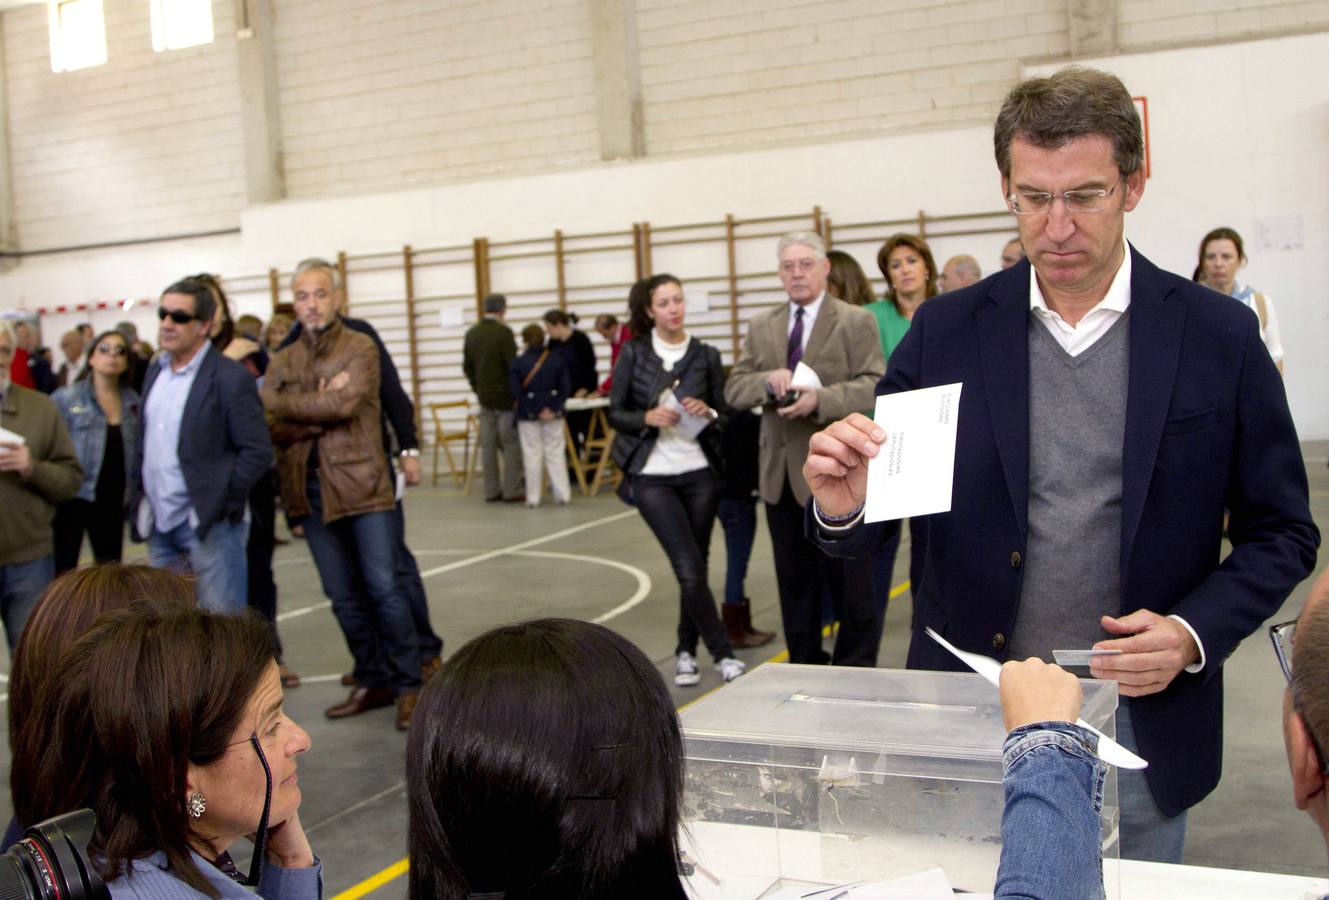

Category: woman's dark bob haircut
[12, 604, 274, 899]
[406, 618, 687, 900]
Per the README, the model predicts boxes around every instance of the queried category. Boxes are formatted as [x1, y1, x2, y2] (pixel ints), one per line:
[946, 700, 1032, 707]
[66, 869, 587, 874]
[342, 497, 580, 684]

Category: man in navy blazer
[805, 67, 1318, 863]
[129, 278, 274, 614]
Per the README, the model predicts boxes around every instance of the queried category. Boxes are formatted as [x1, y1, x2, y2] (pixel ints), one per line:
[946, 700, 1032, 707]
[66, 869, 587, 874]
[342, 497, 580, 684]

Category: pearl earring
[186, 792, 207, 819]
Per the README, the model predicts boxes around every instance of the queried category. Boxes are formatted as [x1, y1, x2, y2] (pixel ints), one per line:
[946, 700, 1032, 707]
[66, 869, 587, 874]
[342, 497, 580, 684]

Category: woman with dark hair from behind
[509, 323, 572, 507]
[542, 309, 598, 460]
[610, 275, 744, 686]
[50, 330, 140, 573]
[826, 250, 876, 307]
[3, 563, 196, 850]
[407, 618, 687, 900]
[12, 603, 317, 899]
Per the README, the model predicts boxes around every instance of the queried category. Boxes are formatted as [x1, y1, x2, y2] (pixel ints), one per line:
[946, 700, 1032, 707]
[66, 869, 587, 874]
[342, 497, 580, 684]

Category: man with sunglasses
[128, 279, 273, 615]
[805, 66, 1318, 862]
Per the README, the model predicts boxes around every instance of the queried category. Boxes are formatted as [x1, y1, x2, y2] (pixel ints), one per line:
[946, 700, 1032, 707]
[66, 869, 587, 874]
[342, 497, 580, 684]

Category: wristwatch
[400, 448, 421, 459]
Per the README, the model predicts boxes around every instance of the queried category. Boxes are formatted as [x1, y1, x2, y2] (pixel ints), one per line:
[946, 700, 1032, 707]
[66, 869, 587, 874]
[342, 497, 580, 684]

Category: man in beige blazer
[725, 231, 886, 665]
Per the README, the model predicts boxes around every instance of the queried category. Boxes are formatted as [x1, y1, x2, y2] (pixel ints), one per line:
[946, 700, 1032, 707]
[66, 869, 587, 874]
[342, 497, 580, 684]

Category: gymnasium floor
[2, 443, 1326, 897]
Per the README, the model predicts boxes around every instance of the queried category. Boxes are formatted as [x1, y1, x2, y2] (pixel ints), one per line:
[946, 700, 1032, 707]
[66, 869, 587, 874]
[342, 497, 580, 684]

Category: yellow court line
[329, 579, 911, 899]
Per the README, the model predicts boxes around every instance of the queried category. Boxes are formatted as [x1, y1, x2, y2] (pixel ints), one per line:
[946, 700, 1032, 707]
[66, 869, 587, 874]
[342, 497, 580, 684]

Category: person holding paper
[803, 67, 1318, 862]
[725, 231, 886, 667]
[0, 319, 82, 651]
[609, 274, 745, 687]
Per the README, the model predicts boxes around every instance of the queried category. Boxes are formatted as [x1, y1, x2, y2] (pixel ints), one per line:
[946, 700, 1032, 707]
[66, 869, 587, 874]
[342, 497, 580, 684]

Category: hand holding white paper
[0, 426, 26, 447]
[864, 383, 962, 523]
[659, 392, 710, 440]
[790, 361, 823, 391]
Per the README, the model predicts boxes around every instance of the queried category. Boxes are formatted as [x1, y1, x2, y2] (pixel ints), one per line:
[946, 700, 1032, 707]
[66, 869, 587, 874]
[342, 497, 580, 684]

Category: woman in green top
[864, 233, 939, 365]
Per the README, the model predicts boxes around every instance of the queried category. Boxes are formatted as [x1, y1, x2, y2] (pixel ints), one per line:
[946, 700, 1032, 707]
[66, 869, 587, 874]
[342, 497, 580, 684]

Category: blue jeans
[300, 479, 421, 693]
[996, 722, 1107, 899]
[394, 496, 444, 659]
[1116, 702, 1187, 862]
[148, 518, 249, 615]
[717, 496, 756, 606]
[1, 554, 54, 651]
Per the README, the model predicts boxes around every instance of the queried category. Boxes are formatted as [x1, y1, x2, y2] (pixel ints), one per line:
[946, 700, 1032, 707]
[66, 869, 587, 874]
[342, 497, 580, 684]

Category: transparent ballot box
[679, 664, 1119, 898]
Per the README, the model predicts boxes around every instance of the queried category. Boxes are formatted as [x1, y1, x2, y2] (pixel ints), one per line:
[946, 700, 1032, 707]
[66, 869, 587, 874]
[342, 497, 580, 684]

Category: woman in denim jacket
[51, 329, 139, 573]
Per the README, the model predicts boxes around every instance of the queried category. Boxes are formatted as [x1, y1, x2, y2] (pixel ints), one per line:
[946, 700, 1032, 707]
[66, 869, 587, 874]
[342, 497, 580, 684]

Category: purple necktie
[787, 306, 805, 369]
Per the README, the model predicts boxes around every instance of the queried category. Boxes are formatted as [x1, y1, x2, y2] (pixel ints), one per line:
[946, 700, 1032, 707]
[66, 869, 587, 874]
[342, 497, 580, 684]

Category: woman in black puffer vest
[609, 274, 744, 688]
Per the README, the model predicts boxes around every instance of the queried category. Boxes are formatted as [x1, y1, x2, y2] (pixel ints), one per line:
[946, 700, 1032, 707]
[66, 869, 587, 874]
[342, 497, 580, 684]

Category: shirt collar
[1029, 240, 1132, 323]
[162, 339, 211, 376]
[790, 292, 825, 320]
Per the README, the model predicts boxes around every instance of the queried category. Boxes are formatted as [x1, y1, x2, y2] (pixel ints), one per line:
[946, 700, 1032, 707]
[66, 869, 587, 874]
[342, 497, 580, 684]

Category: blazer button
[1010, 551, 1022, 568]
[993, 633, 1006, 651]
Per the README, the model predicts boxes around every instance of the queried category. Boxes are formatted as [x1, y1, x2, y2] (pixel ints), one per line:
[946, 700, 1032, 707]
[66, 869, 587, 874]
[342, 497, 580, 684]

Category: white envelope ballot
[659, 392, 710, 440]
[864, 383, 963, 523]
[0, 425, 26, 446]
[790, 360, 823, 390]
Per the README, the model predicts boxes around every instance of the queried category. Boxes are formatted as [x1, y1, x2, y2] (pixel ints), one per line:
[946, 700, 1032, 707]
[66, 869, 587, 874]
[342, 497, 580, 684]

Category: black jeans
[765, 481, 881, 666]
[633, 468, 734, 662]
[246, 468, 283, 659]
[393, 495, 444, 658]
[53, 497, 125, 574]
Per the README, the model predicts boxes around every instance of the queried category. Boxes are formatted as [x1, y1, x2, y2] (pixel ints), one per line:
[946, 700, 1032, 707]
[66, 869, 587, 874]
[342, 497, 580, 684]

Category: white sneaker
[717, 657, 746, 683]
[674, 652, 701, 687]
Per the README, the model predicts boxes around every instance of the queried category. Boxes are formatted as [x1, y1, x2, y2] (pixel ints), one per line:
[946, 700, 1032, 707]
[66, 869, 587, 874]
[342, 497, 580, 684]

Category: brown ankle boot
[724, 601, 775, 649]
[739, 598, 776, 647]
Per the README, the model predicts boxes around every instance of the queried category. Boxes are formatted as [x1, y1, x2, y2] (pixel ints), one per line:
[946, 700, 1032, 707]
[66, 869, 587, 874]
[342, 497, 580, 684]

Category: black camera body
[776, 389, 802, 408]
[0, 809, 109, 900]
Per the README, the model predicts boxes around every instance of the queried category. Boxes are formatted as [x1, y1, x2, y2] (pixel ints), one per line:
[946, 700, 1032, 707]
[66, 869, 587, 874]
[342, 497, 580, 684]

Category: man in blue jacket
[803, 67, 1318, 862]
[130, 278, 274, 614]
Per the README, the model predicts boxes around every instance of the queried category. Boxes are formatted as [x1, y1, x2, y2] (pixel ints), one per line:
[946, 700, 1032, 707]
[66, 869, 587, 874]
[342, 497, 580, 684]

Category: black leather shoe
[325, 686, 394, 719]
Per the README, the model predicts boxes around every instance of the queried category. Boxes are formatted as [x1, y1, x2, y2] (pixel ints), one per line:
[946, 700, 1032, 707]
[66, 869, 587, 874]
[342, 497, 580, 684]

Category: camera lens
[0, 810, 109, 900]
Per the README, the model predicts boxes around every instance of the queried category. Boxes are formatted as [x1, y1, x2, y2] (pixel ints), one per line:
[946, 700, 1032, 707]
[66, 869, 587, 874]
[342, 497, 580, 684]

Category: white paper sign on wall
[439, 305, 465, 329]
[1255, 216, 1304, 252]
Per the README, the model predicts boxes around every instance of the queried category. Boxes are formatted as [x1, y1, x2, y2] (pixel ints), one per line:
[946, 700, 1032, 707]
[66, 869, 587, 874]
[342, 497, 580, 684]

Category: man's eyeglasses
[780, 259, 819, 275]
[96, 342, 128, 356]
[1270, 619, 1329, 772]
[1007, 180, 1121, 215]
[158, 307, 201, 324]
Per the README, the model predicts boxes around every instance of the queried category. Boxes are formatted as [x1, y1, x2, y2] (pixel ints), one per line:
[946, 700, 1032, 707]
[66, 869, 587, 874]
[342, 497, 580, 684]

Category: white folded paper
[790, 361, 823, 390]
[659, 391, 710, 439]
[0, 426, 26, 446]
[864, 383, 963, 523]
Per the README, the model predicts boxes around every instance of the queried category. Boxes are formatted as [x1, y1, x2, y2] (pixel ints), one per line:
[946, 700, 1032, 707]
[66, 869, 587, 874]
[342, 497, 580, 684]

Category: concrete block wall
[1118, 0, 1329, 48]
[272, 0, 600, 199]
[2, 0, 245, 252]
[636, 0, 1067, 154]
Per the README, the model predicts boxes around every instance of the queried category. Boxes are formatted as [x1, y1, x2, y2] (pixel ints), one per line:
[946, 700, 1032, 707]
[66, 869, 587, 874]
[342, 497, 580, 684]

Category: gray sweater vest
[1007, 312, 1130, 662]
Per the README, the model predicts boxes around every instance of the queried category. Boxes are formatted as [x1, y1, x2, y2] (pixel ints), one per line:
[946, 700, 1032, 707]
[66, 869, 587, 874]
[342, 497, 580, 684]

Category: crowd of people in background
[0, 64, 1321, 900]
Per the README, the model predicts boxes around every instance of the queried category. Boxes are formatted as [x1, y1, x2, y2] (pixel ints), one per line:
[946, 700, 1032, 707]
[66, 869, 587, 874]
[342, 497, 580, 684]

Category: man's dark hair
[406, 618, 687, 900]
[12, 604, 274, 899]
[626, 274, 682, 341]
[993, 66, 1144, 180]
[482, 293, 507, 315]
[160, 277, 218, 327]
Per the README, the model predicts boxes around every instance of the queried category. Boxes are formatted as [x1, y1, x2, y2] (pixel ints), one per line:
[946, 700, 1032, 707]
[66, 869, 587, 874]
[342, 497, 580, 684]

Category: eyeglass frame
[1006, 179, 1123, 215]
[1269, 618, 1329, 773]
[95, 341, 128, 356]
[157, 307, 204, 324]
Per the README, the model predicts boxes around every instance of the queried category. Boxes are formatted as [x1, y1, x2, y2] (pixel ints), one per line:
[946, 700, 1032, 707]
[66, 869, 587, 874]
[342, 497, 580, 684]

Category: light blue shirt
[142, 342, 210, 533]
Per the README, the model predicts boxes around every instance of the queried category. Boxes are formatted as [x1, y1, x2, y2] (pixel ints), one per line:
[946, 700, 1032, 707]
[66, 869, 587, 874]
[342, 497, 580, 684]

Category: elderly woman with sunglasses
[12, 603, 318, 899]
[50, 329, 140, 573]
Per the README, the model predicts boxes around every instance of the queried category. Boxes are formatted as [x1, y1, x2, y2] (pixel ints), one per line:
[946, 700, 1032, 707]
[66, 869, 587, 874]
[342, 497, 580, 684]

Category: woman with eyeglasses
[50, 330, 140, 574]
[11, 603, 318, 899]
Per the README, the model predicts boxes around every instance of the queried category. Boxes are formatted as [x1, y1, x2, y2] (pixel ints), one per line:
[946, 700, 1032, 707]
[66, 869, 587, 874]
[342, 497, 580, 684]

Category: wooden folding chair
[429, 399, 479, 491]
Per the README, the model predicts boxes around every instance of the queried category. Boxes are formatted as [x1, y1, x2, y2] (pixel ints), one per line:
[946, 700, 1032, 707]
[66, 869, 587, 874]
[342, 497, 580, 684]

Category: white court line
[511, 550, 652, 624]
[274, 510, 642, 625]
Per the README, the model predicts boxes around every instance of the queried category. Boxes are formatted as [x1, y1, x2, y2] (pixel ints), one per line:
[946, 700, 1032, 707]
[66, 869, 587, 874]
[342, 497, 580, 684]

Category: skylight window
[150, 0, 214, 52]
[48, 0, 107, 73]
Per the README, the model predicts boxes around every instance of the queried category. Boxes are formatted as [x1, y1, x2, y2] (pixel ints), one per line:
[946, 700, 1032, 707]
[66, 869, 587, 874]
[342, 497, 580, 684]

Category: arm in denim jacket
[995, 722, 1107, 900]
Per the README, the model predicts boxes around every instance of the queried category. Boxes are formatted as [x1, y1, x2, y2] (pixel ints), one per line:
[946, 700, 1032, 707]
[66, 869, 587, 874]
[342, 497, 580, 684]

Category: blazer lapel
[1120, 248, 1185, 569]
[179, 349, 217, 453]
[977, 264, 1032, 533]
[769, 302, 791, 368]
